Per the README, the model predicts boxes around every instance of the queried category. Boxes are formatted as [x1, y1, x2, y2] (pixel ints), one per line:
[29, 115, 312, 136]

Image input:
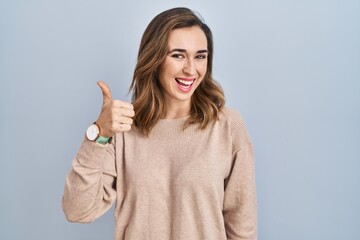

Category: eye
[171, 54, 185, 59]
[196, 54, 207, 60]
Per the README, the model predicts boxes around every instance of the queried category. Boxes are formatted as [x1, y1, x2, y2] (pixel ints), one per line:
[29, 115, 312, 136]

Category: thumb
[97, 81, 113, 104]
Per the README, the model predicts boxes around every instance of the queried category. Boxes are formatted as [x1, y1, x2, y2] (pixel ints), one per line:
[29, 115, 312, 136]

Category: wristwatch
[86, 123, 110, 144]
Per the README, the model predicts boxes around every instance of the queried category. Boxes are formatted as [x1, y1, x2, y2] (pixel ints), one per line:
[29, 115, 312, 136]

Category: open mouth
[175, 78, 195, 91]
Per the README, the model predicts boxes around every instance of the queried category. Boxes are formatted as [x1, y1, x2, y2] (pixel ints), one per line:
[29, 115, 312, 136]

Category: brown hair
[130, 7, 225, 136]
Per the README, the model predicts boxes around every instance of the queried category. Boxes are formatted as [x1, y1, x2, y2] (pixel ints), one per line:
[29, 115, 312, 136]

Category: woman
[62, 7, 257, 240]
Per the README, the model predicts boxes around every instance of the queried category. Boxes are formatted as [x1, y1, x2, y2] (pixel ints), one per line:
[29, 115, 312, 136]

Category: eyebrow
[168, 48, 208, 54]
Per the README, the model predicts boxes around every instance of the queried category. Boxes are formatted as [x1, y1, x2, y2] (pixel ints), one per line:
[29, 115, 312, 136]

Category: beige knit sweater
[62, 107, 257, 240]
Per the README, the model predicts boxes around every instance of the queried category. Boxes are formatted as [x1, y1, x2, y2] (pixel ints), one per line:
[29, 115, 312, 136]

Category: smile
[175, 78, 195, 92]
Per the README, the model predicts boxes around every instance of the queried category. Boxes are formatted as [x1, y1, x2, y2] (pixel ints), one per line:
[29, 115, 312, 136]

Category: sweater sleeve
[223, 144, 257, 240]
[222, 108, 257, 239]
[62, 135, 117, 223]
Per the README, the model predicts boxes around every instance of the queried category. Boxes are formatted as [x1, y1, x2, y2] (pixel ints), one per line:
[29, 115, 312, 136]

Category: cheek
[160, 61, 178, 79]
[197, 59, 207, 70]
[197, 62, 208, 76]
[158, 63, 171, 82]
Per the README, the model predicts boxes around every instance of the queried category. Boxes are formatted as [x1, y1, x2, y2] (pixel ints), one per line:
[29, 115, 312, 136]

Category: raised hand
[95, 81, 135, 137]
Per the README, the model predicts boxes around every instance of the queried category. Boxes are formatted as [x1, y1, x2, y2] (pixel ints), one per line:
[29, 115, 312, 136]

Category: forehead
[167, 26, 207, 51]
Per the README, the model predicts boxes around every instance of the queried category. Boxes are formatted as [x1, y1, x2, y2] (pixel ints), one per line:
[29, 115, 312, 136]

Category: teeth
[176, 79, 194, 86]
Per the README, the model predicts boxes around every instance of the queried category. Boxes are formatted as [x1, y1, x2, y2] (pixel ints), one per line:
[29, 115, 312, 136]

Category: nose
[182, 59, 196, 75]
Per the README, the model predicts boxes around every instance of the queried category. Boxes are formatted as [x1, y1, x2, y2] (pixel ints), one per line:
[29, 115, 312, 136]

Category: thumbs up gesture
[95, 81, 135, 137]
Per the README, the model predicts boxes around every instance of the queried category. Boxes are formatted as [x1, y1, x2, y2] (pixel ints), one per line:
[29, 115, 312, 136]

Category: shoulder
[219, 107, 252, 151]
[219, 107, 247, 133]
[220, 107, 244, 124]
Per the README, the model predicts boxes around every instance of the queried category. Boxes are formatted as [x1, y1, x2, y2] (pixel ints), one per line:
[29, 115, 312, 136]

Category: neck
[163, 100, 191, 119]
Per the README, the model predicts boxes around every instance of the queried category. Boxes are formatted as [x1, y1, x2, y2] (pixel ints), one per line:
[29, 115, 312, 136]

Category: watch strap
[96, 135, 110, 144]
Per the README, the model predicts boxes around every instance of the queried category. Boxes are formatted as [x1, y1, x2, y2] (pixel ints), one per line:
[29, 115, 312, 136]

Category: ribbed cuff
[76, 136, 110, 169]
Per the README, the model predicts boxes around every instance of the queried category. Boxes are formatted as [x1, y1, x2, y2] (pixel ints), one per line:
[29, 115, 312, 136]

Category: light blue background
[1, 0, 359, 239]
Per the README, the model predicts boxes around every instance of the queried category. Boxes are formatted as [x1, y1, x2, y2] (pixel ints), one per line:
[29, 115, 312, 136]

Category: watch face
[86, 124, 99, 141]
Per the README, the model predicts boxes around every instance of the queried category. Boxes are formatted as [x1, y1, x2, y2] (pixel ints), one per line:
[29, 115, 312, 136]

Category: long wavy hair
[130, 7, 225, 136]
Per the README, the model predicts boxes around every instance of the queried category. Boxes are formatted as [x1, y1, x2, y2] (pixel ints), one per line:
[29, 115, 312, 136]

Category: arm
[62, 136, 117, 223]
[223, 144, 257, 240]
[62, 81, 134, 223]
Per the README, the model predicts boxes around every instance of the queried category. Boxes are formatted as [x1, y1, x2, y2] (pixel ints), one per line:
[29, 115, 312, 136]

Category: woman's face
[158, 26, 208, 108]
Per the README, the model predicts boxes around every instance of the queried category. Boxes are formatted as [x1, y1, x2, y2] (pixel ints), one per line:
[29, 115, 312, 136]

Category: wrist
[96, 124, 112, 138]
[86, 123, 111, 144]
